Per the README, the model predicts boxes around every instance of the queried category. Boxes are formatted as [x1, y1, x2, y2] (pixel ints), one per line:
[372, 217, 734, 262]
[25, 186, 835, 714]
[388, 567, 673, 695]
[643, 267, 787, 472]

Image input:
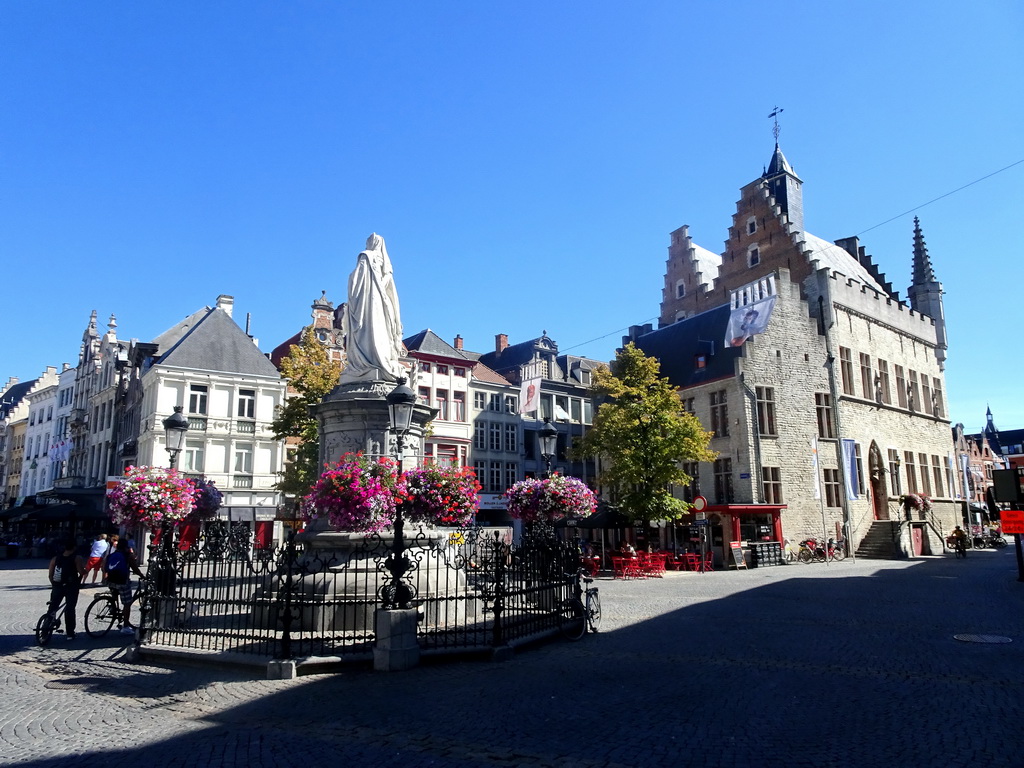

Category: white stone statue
[340, 233, 406, 383]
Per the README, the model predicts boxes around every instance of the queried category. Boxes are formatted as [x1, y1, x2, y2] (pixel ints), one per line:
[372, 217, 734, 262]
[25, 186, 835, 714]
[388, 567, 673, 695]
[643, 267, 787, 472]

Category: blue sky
[2, 2, 1022, 431]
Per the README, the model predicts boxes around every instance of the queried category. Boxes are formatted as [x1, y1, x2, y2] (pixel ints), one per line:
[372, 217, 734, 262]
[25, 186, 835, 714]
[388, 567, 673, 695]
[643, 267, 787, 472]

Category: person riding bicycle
[47, 537, 86, 640]
[103, 538, 145, 634]
[951, 526, 967, 557]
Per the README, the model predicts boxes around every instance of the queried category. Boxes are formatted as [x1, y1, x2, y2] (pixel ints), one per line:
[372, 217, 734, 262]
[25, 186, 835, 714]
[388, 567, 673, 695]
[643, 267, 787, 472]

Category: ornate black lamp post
[539, 417, 558, 479]
[384, 377, 416, 609]
[162, 406, 189, 471]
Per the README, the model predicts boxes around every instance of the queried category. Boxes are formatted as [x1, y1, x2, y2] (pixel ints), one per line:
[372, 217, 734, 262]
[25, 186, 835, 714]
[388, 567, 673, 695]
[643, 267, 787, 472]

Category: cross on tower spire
[768, 106, 784, 143]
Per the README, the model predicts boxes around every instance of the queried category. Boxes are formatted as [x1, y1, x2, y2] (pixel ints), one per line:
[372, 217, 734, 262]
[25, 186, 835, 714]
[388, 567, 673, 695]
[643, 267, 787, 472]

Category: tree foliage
[571, 343, 715, 522]
[272, 327, 341, 499]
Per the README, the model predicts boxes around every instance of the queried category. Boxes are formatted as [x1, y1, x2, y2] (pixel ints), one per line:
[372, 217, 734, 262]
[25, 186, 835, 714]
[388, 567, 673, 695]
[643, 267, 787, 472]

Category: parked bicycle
[797, 537, 845, 563]
[558, 569, 601, 640]
[35, 597, 68, 646]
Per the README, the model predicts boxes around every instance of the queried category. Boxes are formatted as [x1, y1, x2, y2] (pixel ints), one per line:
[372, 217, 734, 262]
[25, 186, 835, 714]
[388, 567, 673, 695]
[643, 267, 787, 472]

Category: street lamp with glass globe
[383, 377, 417, 609]
[539, 417, 558, 478]
[162, 406, 189, 471]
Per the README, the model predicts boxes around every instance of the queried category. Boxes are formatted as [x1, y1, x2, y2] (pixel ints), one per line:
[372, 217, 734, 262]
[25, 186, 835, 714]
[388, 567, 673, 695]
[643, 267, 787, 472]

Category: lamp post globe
[539, 417, 558, 478]
[162, 406, 189, 471]
[383, 376, 417, 610]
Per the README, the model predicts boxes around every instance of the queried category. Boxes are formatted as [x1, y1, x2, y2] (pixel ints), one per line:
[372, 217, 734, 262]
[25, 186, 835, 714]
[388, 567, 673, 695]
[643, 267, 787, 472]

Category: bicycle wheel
[85, 596, 118, 637]
[35, 613, 56, 646]
[557, 598, 586, 641]
[586, 589, 602, 633]
[798, 549, 813, 564]
[831, 549, 846, 562]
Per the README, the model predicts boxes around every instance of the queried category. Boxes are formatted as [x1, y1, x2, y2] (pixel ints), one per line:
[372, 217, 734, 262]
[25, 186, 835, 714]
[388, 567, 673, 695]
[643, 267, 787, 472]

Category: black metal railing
[138, 525, 579, 662]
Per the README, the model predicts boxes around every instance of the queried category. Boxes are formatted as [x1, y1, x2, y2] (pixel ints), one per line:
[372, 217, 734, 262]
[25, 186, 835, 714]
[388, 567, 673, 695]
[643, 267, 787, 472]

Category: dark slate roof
[155, 307, 280, 378]
[631, 304, 741, 389]
[477, 337, 546, 375]
[403, 329, 475, 361]
[764, 142, 800, 180]
[0, 379, 37, 419]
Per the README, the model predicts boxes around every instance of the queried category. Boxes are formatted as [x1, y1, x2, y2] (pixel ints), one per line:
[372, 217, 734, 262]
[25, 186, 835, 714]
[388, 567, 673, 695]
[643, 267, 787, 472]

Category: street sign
[692, 519, 709, 526]
[692, 495, 707, 512]
[1001, 509, 1024, 535]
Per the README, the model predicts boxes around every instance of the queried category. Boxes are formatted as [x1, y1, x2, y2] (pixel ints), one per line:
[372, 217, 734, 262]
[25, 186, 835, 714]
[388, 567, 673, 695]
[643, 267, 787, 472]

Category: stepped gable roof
[154, 306, 279, 378]
[470, 362, 512, 386]
[403, 329, 474, 361]
[0, 379, 37, 419]
[800, 232, 889, 293]
[632, 304, 741, 388]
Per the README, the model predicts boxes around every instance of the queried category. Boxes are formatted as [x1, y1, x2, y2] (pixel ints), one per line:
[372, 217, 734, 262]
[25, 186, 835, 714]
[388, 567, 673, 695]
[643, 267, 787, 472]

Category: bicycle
[558, 569, 601, 641]
[85, 580, 149, 638]
[35, 598, 67, 646]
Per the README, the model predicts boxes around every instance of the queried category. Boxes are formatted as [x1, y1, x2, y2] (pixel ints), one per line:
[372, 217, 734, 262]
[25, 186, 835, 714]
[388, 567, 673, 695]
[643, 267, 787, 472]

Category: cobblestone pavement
[2, 547, 1023, 768]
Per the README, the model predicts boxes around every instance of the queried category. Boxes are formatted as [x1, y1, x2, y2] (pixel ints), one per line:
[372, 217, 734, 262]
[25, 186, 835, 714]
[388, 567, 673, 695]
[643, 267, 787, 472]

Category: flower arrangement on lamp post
[107, 465, 198, 528]
[504, 474, 597, 524]
[300, 453, 403, 533]
[402, 464, 481, 528]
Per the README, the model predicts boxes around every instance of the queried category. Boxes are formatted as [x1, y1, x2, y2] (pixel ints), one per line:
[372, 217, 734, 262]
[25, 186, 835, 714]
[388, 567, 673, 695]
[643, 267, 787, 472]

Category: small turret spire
[911, 216, 936, 284]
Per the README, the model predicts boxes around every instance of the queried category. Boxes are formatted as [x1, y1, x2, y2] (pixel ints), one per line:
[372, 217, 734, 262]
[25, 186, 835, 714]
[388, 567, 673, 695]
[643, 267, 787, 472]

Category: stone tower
[906, 217, 947, 370]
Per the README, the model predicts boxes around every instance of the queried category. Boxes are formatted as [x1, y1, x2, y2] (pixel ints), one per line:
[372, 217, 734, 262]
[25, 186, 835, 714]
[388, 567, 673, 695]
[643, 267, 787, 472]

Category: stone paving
[2, 547, 1023, 767]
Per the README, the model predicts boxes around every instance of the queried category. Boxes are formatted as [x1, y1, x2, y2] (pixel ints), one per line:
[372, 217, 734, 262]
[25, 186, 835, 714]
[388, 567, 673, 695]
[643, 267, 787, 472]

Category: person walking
[85, 534, 109, 585]
[47, 537, 86, 640]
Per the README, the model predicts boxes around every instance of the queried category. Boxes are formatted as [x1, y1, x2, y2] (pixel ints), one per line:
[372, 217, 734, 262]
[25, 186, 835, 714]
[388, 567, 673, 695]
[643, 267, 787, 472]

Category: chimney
[216, 295, 235, 318]
[454, 335, 464, 351]
[495, 334, 508, 354]
[62, 363, 71, 372]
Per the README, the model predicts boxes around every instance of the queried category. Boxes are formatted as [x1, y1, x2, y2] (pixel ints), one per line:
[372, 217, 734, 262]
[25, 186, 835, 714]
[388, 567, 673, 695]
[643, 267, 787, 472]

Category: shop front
[702, 504, 786, 568]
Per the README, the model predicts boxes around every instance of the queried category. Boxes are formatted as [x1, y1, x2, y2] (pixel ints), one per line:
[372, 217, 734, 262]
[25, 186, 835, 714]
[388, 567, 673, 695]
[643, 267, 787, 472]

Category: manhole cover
[953, 634, 1012, 644]
[43, 676, 108, 690]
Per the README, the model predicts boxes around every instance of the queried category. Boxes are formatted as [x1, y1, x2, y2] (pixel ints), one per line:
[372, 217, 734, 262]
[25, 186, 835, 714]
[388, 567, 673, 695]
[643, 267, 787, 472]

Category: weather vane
[768, 106, 784, 143]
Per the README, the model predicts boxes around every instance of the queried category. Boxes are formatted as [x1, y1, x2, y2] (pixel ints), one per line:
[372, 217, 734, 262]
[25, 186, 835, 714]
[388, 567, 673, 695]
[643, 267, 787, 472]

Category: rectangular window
[418, 387, 430, 406]
[237, 389, 256, 419]
[710, 390, 729, 437]
[921, 377, 932, 417]
[436, 389, 449, 420]
[453, 391, 465, 422]
[583, 401, 593, 424]
[505, 395, 518, 414]
[932, 377, 944, 418]
[504, 423, 517, 453]
[877, 360, 891, 404]
[895, 366, 907, 408]
[473, 421, 486, 450]
[488, 394, 501, 412]
[489, 423, 502, 451]
[489, 461, 502, 494]
[436, 364, 449, 376]
[473, 392, 486, 410]
[234, 443, 253, 474]
[713, 458, 733, 504]
[859, 353, 873, 399]
[755, 386, 776, 436]
[747, 245, 760, 268]
[454, 367, 466, 377]
[420, 362, 431, 373]
[747, 216, 757, 235]
[904, 451, 918, 493]
[505, 462, 517, 491]
[931, 456, 943, 498]
[815, 393, 835, 439]
[681, 461, 701, 502]
[918, 452, 931, 496]
[189, 385, 208, 415]
[184, 440, 206, 473]
[473, 461, 487, 492]
[682, 398, 695, 414]
[762, 466, 783, 504]
[570, 399, 582, 423]
[839, 347, 855, 395]
[824, 469, 841, 508]
[908, 370, 920, 412]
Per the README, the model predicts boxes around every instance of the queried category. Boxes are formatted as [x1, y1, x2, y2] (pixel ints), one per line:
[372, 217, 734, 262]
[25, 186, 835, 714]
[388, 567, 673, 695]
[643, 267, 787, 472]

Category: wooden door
[869, 441, 889, 520]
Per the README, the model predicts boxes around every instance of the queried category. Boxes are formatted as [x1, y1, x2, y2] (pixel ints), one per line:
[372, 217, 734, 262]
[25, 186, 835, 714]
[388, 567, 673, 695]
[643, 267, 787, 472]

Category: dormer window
[747, 244, 760, 268]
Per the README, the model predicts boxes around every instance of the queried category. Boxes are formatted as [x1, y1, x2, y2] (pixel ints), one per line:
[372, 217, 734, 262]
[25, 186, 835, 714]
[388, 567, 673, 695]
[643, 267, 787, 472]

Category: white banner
[519, 378, 541, 415]
[810, 437, 821, 500]
[841, 439, 858, 501]
[725, 295, 776, 347]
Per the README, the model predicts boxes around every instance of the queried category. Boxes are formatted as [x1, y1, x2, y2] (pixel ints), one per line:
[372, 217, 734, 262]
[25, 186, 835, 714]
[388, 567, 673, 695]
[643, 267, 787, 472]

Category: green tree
[572, 343, 716, 523]
[272, 327, 341, 499]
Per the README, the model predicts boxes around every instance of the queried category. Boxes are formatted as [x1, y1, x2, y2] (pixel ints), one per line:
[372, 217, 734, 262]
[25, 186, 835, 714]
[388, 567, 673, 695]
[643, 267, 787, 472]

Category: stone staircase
[855, 520, 902, 559]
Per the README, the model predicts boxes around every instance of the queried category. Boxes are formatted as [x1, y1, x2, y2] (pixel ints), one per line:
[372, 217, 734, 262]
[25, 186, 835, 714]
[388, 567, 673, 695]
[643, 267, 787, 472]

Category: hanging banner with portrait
[725, 295, 776, 347]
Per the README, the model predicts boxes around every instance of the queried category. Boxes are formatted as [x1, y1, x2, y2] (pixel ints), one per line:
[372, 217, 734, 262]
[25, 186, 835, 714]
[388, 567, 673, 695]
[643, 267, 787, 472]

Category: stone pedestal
[374, 608, 420, 671]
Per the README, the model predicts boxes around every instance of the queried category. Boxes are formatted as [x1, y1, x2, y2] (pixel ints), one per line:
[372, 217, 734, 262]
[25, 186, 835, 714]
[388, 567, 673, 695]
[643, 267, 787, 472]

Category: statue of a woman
[340, 233, 406, 383]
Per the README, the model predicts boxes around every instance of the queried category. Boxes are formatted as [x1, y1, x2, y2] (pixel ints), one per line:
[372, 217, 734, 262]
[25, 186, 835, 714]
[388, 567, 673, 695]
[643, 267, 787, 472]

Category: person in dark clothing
[47, 537, 86, 640]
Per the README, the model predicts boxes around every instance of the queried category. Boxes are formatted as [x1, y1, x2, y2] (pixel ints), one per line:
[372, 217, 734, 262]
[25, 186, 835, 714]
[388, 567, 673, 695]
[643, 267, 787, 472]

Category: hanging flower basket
[402, 464, 481, 528]
[900, 493, 933, 513]
[300, 453, 402, 533]
[504, 474, 597, 523]
[189, 477, 223, 519]
[107, 465, 197, 528]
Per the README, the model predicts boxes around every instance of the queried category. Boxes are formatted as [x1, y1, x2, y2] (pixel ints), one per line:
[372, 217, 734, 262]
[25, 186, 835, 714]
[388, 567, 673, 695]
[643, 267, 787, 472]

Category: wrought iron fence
[138, 523, 579, 662]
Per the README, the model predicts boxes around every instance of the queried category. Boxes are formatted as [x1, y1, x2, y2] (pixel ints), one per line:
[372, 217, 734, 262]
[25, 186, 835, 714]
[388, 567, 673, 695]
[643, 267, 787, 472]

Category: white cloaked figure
[341, 233, 406, 384]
